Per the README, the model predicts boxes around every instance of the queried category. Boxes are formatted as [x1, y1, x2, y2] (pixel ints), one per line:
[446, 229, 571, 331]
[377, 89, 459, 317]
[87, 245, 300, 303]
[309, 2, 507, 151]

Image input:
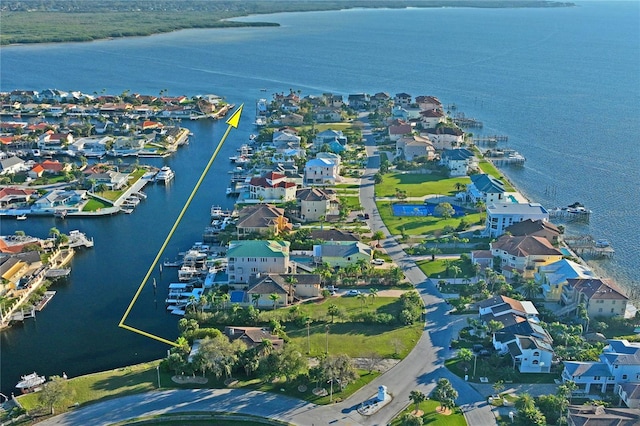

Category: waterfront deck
[564, 235, 615, 258]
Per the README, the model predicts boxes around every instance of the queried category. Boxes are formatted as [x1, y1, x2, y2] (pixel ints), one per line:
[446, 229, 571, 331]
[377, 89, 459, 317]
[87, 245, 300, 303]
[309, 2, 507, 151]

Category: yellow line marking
[119, 104, 244, 347]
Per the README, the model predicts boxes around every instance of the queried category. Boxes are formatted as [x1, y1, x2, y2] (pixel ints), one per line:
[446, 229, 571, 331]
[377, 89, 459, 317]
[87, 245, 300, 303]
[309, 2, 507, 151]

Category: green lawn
[445, 358, 560, 384]
[390, 399, 466, 426]
[416, 258, 476, 280]
[375, 173, 470, 198]
[376, 200, 481, 236]
[82, 198, 111, 212]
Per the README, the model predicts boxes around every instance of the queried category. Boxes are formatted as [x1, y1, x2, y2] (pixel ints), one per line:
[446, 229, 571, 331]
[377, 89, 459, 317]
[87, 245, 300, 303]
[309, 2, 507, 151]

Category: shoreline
[0, 1, 575, 46]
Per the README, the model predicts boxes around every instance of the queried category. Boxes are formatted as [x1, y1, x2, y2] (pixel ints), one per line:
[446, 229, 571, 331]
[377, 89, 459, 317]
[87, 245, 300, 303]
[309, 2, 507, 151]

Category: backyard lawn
[374, 173, 470, 198]
[477, 160, 515, 192]
[376, 200, 481, 236]
[416, 258, 476, 280]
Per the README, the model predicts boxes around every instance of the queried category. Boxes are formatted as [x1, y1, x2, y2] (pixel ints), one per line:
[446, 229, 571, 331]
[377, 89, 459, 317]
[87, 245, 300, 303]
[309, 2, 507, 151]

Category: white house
[296, 187, 339, 221]
[440, 148, 475, 176]
[490, 235, 563, 279]
[467, 174, 507, 204]
[0, 157, 26, 175]
[415, 95, 442, 111]
[425, 126, 464, 150]
[484, 202, 549, 238]
[393, 92, 412, 107]
[248, 171, 297, 202]
[419, 109, 446, 128]
[388, 122, 413, 141]
[304, 157, 340, 186]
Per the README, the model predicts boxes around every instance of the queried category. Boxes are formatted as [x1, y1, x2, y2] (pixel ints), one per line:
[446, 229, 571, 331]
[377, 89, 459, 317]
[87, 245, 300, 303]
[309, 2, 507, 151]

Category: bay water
[0, 1, 638, 395]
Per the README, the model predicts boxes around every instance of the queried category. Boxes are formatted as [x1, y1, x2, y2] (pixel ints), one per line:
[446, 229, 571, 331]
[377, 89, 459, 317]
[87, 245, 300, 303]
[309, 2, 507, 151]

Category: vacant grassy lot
[376, 200, 481, 236]
[390, 399, 466, 426]
[375, 173, 470, 198]
[82, 198, 111, 212]
[445, 358, 560, 384]
[416, 258, 476, 280]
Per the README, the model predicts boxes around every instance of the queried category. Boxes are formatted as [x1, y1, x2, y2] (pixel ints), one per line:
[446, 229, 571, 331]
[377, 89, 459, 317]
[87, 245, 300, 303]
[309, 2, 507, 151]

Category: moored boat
[16, 372, 45, 393]
[155, 166, 175, 184]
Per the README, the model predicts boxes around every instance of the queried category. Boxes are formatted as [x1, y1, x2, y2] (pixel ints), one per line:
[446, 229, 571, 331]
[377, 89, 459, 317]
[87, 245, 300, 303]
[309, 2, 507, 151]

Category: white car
[371, 258, 385, 266]
[345, 289, 361, 296]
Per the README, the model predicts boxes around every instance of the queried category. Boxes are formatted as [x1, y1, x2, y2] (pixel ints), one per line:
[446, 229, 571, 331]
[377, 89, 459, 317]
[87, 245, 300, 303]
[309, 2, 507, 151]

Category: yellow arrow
[119, 103, 243, 347]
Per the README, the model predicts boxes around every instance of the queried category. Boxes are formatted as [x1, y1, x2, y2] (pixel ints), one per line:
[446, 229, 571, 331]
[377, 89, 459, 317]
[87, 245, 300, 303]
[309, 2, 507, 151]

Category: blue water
[393, 204, 466, 217]
[0, 1, 638, 394]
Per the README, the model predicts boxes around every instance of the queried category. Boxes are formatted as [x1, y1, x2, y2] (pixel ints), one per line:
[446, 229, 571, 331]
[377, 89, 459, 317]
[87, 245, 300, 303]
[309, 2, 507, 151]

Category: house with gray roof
[562, 339, 640, 394]
[296, 187, 338, 222]
[561, 278, 629, 320]
[0, 156, 26, 175]
[505, 218, 562, 245]
[536, 258, 597, 302]
[235, 204, 292, 238]
[313, 241, 371, 268]
[440, 148, 475, 177]
[567, 404, 640, 426]
[467, 173, 506, 204]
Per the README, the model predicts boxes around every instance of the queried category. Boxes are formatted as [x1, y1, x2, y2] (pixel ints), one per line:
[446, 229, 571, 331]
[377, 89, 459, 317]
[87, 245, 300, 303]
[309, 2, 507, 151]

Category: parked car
[363, 213, 370, 219]
[371, 258, 385, 266]
[472, 344, 484, 353]
[345, 289, 361, 296]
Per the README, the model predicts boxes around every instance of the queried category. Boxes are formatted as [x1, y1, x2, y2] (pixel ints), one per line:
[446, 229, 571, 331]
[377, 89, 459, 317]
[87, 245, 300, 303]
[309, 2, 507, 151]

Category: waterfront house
[235, 204, 291, 238]
[394, 92, 412, 107]
[567, 405, 640, 426]
[348, 93, 370, 109]
[419, 109, 446, 128]
[0, 156, 26, 175]
[279, 113, 304, 126]
[0, 236, 42, 255]
[248, 171, 297, 202]
[313, 241, 372, 268]
[490, 235, 563, 280]
[425, 126, 465, 150]
[32, 189, 87, 213]
[395, 134, 435, 161]
[440, 148, 475, 177]
[467, 174, 507, 204]
[388, 122, 413, 142]
[484, 202, 549, 238]
[303, 157, 340, 186]
[84, 169, 129, 190]
[323, 93, 344, 108]
[247, 274, 290, 307]
[9, 90, 38, 103]
[37, 132, 73, 152]
[562, 339, 640, 394]
[535, 258, 597, 302]
[296, 187, 339, 222]
[224, 326, 284, 349]
[561, 278, 629, 320]
[0, 257, 29, 295]
[0, 187, 36, 208]
[370, 92, 391, 109]
[415, 95, 443, 111]
[226, 240, 291, 284]
[505, 219, 562, 245]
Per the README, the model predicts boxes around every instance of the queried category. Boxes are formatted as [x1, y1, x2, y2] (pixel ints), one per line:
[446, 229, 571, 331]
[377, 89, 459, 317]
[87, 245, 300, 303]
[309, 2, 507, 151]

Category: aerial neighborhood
[1, 88, 638, 425]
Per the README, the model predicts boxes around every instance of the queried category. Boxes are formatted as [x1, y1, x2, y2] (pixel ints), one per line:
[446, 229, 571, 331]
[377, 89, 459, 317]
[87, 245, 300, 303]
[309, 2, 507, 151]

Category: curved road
[38, 117, 496, 426]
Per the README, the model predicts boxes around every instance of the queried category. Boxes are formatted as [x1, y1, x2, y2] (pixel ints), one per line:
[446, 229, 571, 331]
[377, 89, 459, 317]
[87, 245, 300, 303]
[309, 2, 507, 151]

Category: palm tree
[269, 293, 280, 310]
[368, 288, 378, 305]
[450, 265, 462, 284]
[409, 390, 426, 414]
[577, 303, 589, 335]
[454, 181, 466, 192]
[305, 316, 312, 354]
[522, 279, 539, 300]
[427, 246, 441, 261]
[285, 275, 298, 304]
[372, 230, 385, 247]
[220, 292, 231, 310]
[357, 293, 367, 311]
[327, 303, 339, 323]
[251, 293, 261, 308]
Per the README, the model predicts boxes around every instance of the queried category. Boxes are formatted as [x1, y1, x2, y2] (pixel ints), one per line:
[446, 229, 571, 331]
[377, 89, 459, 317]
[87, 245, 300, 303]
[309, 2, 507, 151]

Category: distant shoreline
[0, 0, 575, 46]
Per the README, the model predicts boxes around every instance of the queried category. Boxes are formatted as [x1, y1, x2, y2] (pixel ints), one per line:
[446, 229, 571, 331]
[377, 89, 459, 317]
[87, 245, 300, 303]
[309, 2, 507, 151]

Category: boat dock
[35, 291, 56, 311]
[549, 202, 591, 222]
[485, 149, 526, 166]
[564, 235, 615, 258]
[67, 230, 94, 248]
[473, 135, 509, 144]
[453, 113, 483, 128]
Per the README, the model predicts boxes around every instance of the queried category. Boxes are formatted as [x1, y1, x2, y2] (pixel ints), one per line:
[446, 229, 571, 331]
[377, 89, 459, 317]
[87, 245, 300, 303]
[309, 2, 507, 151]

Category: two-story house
[466, 174, 506, 204]
[226, 240, 291, 284]
[248, 171, 297, 202]
[440, 148, 475, 177]
[419, 109, 446, 128]
[235, 204, 292, 238]
[313, 129, 348, 152]
[304, 157, 340, 186]
[425, 126, 465, 150]
[562, 339, 640, 394]
[491, 235, 563, 279]
[505, 219, 562, 245]
[484, 202, 550, 238]
[296, 187, 339, 222]
[561, 278, 629, 320]
[536, 259, 597, 302]
[395, 134, 435, 161]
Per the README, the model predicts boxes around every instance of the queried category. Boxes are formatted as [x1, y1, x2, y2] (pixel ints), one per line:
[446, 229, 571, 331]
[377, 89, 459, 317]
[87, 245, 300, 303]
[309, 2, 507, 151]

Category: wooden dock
[473, 135, 509, 144]
[453, 113, 483, 128]
[564, 235, 614, 258]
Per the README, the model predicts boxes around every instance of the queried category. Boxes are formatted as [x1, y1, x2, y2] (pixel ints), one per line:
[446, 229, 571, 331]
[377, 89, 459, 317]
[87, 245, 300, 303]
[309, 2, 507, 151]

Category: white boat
[16, 214, 27, 220]
[121, 207, 134, 214]
[16, 372, 45, 393]
[595, 239, 610, 248]
[155, 166, 175, 184]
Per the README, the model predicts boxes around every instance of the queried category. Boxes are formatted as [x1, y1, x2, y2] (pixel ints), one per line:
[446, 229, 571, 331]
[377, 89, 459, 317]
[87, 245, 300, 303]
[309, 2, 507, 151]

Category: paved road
[38, 116, 496, 426]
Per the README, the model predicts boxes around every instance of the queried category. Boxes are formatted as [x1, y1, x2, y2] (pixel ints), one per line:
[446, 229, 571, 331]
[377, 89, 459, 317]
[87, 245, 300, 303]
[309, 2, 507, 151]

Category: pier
[564, 235, 615, 258]
[453, 113, 483, 128]
[473, 135, 509, 144]
[67, 230, 94, 248]
[485, 149, 526, 166]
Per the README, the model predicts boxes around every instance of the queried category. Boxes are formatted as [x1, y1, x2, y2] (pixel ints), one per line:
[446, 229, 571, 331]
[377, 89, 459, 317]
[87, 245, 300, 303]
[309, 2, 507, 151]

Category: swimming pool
[560, 247, 572, 256]
[392, 203, 466, 217]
